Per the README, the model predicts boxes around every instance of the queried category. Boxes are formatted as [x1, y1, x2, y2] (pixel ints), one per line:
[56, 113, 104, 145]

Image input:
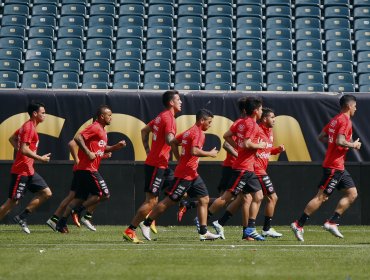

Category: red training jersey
[254, 124, 281, 176]
[11, 120, 39, 176]
[174, 124, 205, 180]
[222, 134, 237, 167]
[322, 113, 352, 170]
[145, 110, 176, 168]
[231, 117, 260, 172]
[76, 121, 108, 172]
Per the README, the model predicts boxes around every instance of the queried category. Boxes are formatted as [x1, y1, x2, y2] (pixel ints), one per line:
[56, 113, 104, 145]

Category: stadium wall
[0, 161, 369, 226]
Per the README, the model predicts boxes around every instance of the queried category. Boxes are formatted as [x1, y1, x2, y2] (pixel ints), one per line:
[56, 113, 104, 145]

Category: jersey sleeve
[191, 128, 203, 148]
[163, 113, 176, 135]
[81, 123, 97, 141]
[19, 122, 35, 144]
[244, 122, 258, 140]
[176, 131, 184, 143]
[337, 117, 349, 135]
[229, 121, 239, 134]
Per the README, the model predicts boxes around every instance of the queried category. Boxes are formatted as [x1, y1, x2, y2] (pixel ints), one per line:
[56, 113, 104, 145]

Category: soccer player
[46, 140, 100, 232]
[291, 94, 361, 242]
[208, 97, 267, 241]
[139, 109, 220, 241]
[0, 101, 52, 234]
[123, 90, 182, 243]
[55, 105, 126, 233]
[254, 108, 285, 238]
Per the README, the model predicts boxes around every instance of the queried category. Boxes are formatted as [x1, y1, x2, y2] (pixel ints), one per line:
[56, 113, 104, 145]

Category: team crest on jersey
[330, 120, 337, 127]
[183, 131, 190, 138]
[238, 124, 245, 131]
[98, 140, 107, 147]
[155, 116, 161, 124]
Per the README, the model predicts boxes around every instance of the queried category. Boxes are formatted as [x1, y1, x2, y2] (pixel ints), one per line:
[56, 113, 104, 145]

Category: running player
[0, 101, 52, 234]
[291, 94, 361, 241]
[55, 105, 126, 233]
[208, 97, 267, 241]
[138, 109, 220, 241]
[123, 90, 182, 243]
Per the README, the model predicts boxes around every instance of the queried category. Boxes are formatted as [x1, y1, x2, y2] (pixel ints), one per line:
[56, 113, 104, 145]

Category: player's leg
[243, 190, 265, 241]
[0, 174, 23, 221]
[47, 191, 76, 231]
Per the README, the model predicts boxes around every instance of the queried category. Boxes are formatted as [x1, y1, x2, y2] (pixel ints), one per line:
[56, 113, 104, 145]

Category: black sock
[51, 215, 59, 222]
[74, 205, 86, 214]
[128, 224, 137, 230]
[58, 217, 67, 227]
[243, 226, 247, 231]
[297, 213, 310, 227]
[189, 201, 198, 209]
[263, 216, 272, 231]
[143, 217, 153, 227]
[199, 225, 207, 235]
[247, 219, 256, 228]
[328, 212, 341, 224]
[19, 209, 31, 220]
[218, 211, 233, 226]
[84, 212, 93, 220]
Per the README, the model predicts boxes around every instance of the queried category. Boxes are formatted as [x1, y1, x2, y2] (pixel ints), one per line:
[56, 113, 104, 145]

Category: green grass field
[0, 225, 369, 280]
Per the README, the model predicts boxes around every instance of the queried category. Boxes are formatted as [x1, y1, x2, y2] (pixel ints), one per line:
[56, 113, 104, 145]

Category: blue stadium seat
[296, 39, 322, 51]
[117, 27, 143, 39]
[90, 15, 114, 28]
[267, 72, 293, 85]
[118, 15, 144, 28]
[236, 49, 263, 62]
[3, 4, 29, 16]
[0, 26, 26, 39]
[87, 26, 114, 39]
[90, 4, 116, 16]
[146, 49, 172, 62]
[327, 50, 353, 62]
[0, 37, 24, 51]
[355, 30, 370, 42]
[34, 0, 58, 5]
[359, 73, 370, 85]
[298, 72, 324, 85]
[175, 71, 202, 84]
[22, 71, 49, 84]
[86, 38, 113, 50]
[208, 0, 232, 6]
[266, 61, 293, 73]
[146, 38, 173, 50]
[148, 16, 174, 27]
[52, 72, 80, 84]
[57, 38, 84, 51]
[236, 83, 263, 91]
[357, 51, 370, 62]
[357, 62, 370, 74]
[267, 50, 293, 62]
[265, 28, 292, 40]
[295, 18, 321, 29]
[58, 27, 84, 39]
[85, 49, 112, 62]
[207, 5, 233, 18]
[298, 84, 325, 92]
[236, 72, 263, 85]
[174, 83, 201, 90]
[0, 59, 20, 73]
[295, 6, 321, 18]
[28, 26, 54, 39]
[119, 4, 145, 17]
[32, 4, 58, 17]
[208, 17, 233, 29]
[236, 39, 262, 50]
[84, 61, 110, 73]
[296, 0, 320, 7]
[59, 16, 85, 28]
[206, 39, 232, 51]
[61, 0, 88, 4]
[23, 60, 50, 74]
[176, 49, 202, 61]
[325, 6, 350, 18]
[114, 60, 141, 73]
[177, 4, 203, 17]
[359, 85, 370, 92]
[328, 72, 355, 85]
[206, 61, 232, 73]
[177, 16, 204, 28]
[328, 84, 355, 92]
[1, 15, 27, 27]
[147, 27, 173, 40]
[236, 0, 262, 5]
[83, 72, 110, 83]
[295, 28, 321, 41]
[236, 17, 262, 29]
[177, 27, 203, 39]
[235, 61, 262, 73]
[116, 38, 143, 50]
[206, 49, 232, 61]
[205, 83, 232, 90]
[175, 60, 201, 73]
[0, 81, 18, 88]
[144, 60, 171, 73]
[236, 27, 262, 40]
[149, 0, 175, 5]
[324, 18, 350, 29]
[354, 6, 370, 18]
[21, 81, 48, 89]
[237, 5, 262, 18]
[326, 29, 351, 41]
[54, 60, 80, 73]
[61, 4, 86, 17]
[326, 61, 353, 73]
[144, 72, 171, 83]
[354, 18, 370, 30]
[296, 61, 323, 73]
[91, 0, 116, 4]
[207, 27, 232, 39]
[266, 17, 291, 29]
[113, 82, 140, 89]
[82, 82, 109, 89]
[356, 40, 370, 52]
[326, 40, 352, 51]
[324, 0, 350, 7]
[267, 84, 294, 91]
[297, 50, 323, 61]
[148, 4, 174, 16]
[55, 49, 82, 62]
[113, 71, 140, 83]
[115, 49, 141, 62]
[0, 71, 19, 84]
[27, 38, 53, 50]
[25, 49, 52, 62]
[176, 38, 202, 50]
[143, 82, 170, 90]
[30, 16, 56, 28]
[266, 6, 291, 18]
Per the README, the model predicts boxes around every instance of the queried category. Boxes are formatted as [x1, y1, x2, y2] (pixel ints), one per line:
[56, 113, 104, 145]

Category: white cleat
[199, 231, 221, 241]
[262, 228, 283, 238]
[46, 218, 57, 232]
[139, 221, 151, 241]
[323, 221, 344, 238]
[212, 220, 225, 239]
[14, 215, 30, 234]
[81, 217, 97, 232]
[291, 221, 304, 242]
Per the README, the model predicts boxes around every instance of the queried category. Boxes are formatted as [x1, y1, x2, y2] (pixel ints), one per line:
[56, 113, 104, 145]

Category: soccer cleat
[291, 221, 304, 242]
[81, 216, 96, 232]
[199, 231, 221, 241]
[139, 221, 151, 241]
[212, 220, 225, 239]
[13, 215, 30, 234]
[177, 205, 187, 222]
[123, 228, 143, 244]
[194, 217, 200, 233]
[71, 210, 81, 227]
[56, 225, 69, 234]
[261, 228, 283, 238]
[243, 227, 265, 241]
[46, 218, 57, 232]
[150, 220, 158, 234]
[323, 220, 344, 238]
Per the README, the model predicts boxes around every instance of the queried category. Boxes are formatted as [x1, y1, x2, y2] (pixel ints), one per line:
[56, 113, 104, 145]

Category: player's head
[196, 108, 214, 131]
[261, 107, 276, 128]
[245, 97, 263, 119]
[162, 90, 182, 113]
[95, 105, 112, 126]
[237, 97, 247, 116]
[28, 101, 46, 123]
[339, 94, 357, 117]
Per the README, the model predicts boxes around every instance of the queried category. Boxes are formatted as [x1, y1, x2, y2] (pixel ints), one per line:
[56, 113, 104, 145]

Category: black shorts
[70, 171, 78, 192]
[318, 168, 356, 196]
[8, 172, 48, 200]
[226, 169, 261, 195]
[217, 166, 233, 193]
[166, 176, 209, 202]
[144, 164, 174, 196]
[74, 170, 109, 200]
[257, 175, 275, 196]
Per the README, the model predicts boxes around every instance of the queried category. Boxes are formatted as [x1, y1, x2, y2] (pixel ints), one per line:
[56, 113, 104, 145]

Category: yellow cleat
[123, 228, 144, 244]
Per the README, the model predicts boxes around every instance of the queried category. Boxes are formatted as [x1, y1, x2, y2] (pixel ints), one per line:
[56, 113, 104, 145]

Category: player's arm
[244, 138, 267, 149]
[336, 134, 361, 150]
[68, 139, 79, 165]
[271, 144, 285, 155]
[318, 130, 328, 143]
[8, 133, 18, 151]
[191, 146, 218, 158]
[74, 133, 96, 160]
[20, 142, 50, 162]
[223, 130, 237, 149]
[170, 137, 180, 160]
[223, 141, 238, 157]
[105, 140, 126, 152]
[141, 125, 152, 155]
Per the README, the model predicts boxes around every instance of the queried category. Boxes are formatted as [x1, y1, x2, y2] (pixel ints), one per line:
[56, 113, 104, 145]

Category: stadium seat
[144, 72, 171, 84]
[328, 84, 355, 92]
[177, 27, 203, 39]
[21, 81, 48, 89]
[85, 49, 111, 63]
[267, 72, 293, 85]
[207, 27, 233, 40]
[58, 27, 84, 39]
[208, 17, 233, 29]
[295, 28, 321, 41]
[295, 0, 320, 7]
[90, 4, 116, 16]
[295, 6, 321, 18]
[57, 38, 84, 51]
[296, 61, 323, 73]
[147, 27, 173, 40]
[143, 82, 170, 90]
[82, 82, 109, 89]
[87, 26, 114, 39]
[298, 83, 325, 92]
[115, 49, 142, 62]
[117, 27, 143, 40]
[23, 60, 50, 73]
[324, 0, 350, 7]
[236, 0, 262, 5]
[1, 15, 27, 27]
[235, 61, 262, 73]
[0, 71, 19, 83]
[205, 72, 232, 85]
[357, 62, 370, 74]
[89, 16, 115, 28]
[0, 37, 24, 51]
[146, 38, 173, 50]
[206, 49, 232, 62]
[178, 16, 204, 28]
[148, 4, 174, 16]
[114, 60, 141, 73]
[297, 50, 323, 62]
[354, 6, 370, 18]
[266, 17, 292, 29]
[236, 27, 262, 40]
[236, 83, 263, 91]
[0, 59, 20, 73]
[146, 49, 172, 62]
[236, 39, 263, 51]
[55, 49, 82, 62]
[326, 40, 352, 51]
[53, 60, 80, 73]
[328, 73, 355, 85]
[357, 51, 370, 62]
[354, 18, 370, 30]
[296, 39, 322, 51]
[86, 38, 113, 50]
[325, 6, 350, 18]
[0, 26, 26, 39]
[206, 39, 232, 51]
[145, 60, 171, 73]
[266, 6, 291, 18]
[236, 72, 263, 85]
[205, 83, 232, 90]
[176, 49, 202, 61]
[326, 29, 351, 41]
[265, 28, 292, 41]
[176, 38, 202, 50]
[175, 60, 201, 73]
[32, 4, 58, 17]
[149, 0, 175, 5]
[114, 71, 140, 83]
[118, 15, 144, 28]
[327, 50, 353, 62]
[59, 16, 85, 28]
[266, 61, 293, 73]
[25, 49, 52, 62]
[61, 4, 87, 17]
[236, 49, 263, 62]
[295, 18, 321, 29]
[359, 73, 370, 85]
[298, 72, 324, 85]
[177, 4, 204, 17]
[267, 84, 294, 91]
[34, 0, 59, 5]
[119, 4, 145, 17]
[0, 81, 18, 88]
[267, 50, 293, 62]
[148, 16, 174, 27]
[52, 72, 80, 84]
[175, 72, 202, 84]
[355, 30, 370, 42]
[22, 72, 49, 84]
[174, 83, 201, 90]
[84, 61, 110, 73]
[3, 4, 29, 16]
[207, 5, 233, 18]
[83, 72, 110, 84]
[237, 5, 263, 18]
[356, 40, 370, 52]
[324, 18, 350, 29]
[359, 85, 370, 92]
[326, 61, 353, 73]
[116, 38, 143, 50]
[113, 82, 140, 89]
[28, 27, 54, 39]
[237, 17, 262, 29]
[30, 16, 57, 28]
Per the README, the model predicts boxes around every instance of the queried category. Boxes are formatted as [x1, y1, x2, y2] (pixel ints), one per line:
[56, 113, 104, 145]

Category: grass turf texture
[0, 225, 369, 279]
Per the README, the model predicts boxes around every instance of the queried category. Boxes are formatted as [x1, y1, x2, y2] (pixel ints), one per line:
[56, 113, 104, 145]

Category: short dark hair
[237, 97, 247, 114]
[196, 108, 214, 121]
[27, 101, 45, 117]
[245, 97, 262, 116]
[162, 90, 179, 107]
[339, 94, 356, 109]
[262, 107, 274, 119]
[95, 105, 111, 120]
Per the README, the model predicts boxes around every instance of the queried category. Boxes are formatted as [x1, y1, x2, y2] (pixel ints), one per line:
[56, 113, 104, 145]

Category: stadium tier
[0, 0, 370, 91]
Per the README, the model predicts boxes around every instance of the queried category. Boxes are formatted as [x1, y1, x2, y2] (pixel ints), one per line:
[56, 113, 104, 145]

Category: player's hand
[88, 151, 97, 160]
[352, 138, 361, 150]
[117, 140, 126, 148]
[209, 147, 219, 158]
[40, 153, 51, 163]
[279, 144, 285, 152]
[259, 141, 267, 149]
[102, 152, 112, 159]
